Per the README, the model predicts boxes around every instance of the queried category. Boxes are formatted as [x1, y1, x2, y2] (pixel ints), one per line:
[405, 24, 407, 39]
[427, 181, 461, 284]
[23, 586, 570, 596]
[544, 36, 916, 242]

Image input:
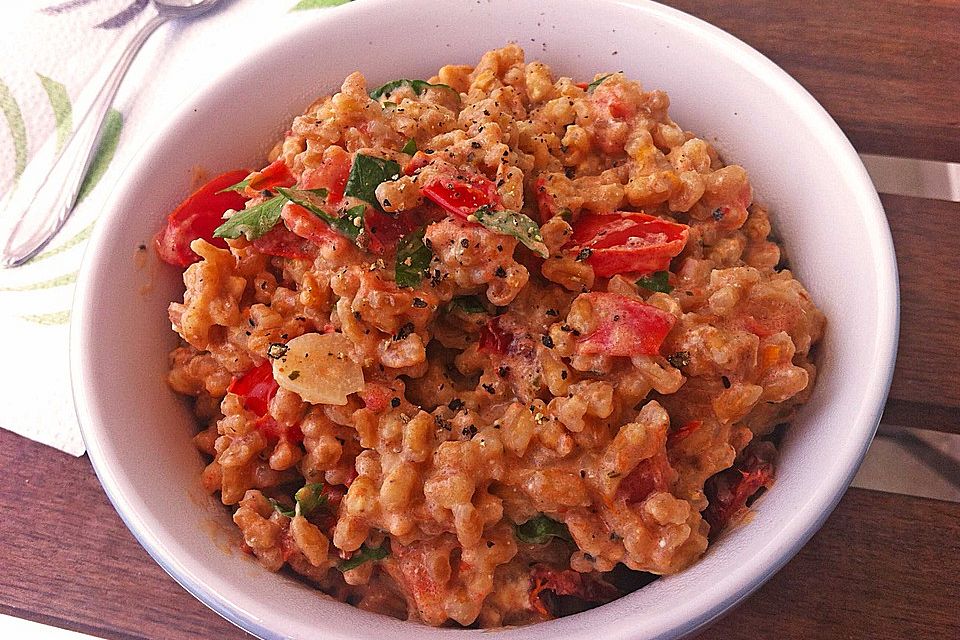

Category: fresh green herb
[339, 542, 390, 571]
[636, 271, 673, 293]
[369, 78, 456, 100]
[294, 482, 328, 518]
[514, 515, 572, 545]
[275, 187, 362, 241]
[344, 154, 401, 209]
[216, 176, 251, 194]
[472, 206, 548, 258]
[451, 295, 486, 314]
[395, 228, 433, 287]
[586, 73, 614, 93]
[268, 498, 296, 518]
[212, 196, 286, 240]
[400, 138, 417, 155]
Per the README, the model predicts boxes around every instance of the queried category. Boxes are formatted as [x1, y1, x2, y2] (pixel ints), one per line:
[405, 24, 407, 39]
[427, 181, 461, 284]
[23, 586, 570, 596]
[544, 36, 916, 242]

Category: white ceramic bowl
[71, 0, 899, 638]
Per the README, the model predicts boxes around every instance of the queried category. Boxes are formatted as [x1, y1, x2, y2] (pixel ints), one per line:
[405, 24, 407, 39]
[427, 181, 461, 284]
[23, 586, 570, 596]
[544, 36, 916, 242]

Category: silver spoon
[0, 0, 223, 268]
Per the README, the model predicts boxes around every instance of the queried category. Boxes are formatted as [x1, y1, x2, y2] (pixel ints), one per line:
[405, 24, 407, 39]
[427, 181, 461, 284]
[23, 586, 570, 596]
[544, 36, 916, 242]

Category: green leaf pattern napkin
[0, 0, 354, 455]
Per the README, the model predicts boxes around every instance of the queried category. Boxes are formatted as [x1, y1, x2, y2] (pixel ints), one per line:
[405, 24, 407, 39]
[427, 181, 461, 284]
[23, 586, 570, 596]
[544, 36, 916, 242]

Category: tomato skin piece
[247, 159, 296, 192]
[299, 147, 351, 203]
[703, 441, 776, 538]
[478, 316, 514, 354]
[569, 211, 689, 278]
[528, 565, 619, 617]
[667, 420, 703, 448]
[228, 362, 278, 417]
[154, 170, 251, 267]
[618, 451, 674, 504]
[573, 292, 676, 357]
[420, 168, 501, 220]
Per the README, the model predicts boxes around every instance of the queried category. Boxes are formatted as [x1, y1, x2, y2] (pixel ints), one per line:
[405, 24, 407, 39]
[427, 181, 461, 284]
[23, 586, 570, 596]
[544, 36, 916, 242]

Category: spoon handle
[0, 12, 168, 268]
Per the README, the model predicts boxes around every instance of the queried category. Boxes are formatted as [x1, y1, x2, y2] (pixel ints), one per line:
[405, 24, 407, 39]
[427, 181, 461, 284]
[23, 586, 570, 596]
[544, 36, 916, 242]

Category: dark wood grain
[1, 430, 958, 639]
[664, 0, 960, 162]
[882, 194, 960, 432]
[0, 429, 250, 640]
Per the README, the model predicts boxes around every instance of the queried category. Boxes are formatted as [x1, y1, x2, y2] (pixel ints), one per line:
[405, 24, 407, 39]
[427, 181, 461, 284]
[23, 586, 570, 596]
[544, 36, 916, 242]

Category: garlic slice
[272, 332, 364, 405]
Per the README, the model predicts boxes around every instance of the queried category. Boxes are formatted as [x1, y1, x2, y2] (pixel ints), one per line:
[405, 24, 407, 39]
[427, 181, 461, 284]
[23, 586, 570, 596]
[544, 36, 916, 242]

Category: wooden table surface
[3, 1, 959, 638]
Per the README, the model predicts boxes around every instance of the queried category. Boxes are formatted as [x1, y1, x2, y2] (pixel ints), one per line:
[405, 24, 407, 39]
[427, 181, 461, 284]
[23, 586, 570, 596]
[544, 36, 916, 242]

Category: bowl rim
[70, 0, 899, 638]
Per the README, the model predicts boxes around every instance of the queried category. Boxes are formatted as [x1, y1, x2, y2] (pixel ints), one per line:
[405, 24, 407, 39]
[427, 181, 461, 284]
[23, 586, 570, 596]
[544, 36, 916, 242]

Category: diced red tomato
[618, 451, 674, 504]
[420, 166, 501, 220]
[300, 147, 352, 204]
[363, 207, 422, 255]
[573, 292, 676, 357]
[667, 420, 703, 448]
[534, 176, 560, 224]
[574, 81, 589, 90]
[255, 416, 304, 444]
[703, 441, 776, 539]
[478, 316, 514, 354]
[528, 565, 619, 617]
[252, 224, 318, 259]
[281, 203, 347, 249]
[154, 169, 251, 267]
[569, 211, 689, 278]
[246, 159, 296, 192]
[228, 362, 278, 417]
[403, 150, 433, 176]
[591, 82, 637, 120]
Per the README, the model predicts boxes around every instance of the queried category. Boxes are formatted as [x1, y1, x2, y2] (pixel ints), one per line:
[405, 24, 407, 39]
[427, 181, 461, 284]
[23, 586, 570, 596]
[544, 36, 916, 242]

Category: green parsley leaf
[268, 498, 296, 518]
[216, 177, 251, 194]
[369, 78, 456, 101]
[472, 206, 548, 258]
[339, 542, 390, 572]
[212, 196, 286, 240]
[586, 73, 614, 93]
[344, 154, 401, 209]
[451, 295, 486, 314]
[400, 138, 417, 155]
[294, 482, 328, 518]
[636, 271, 673, 293]
[275, 187, 362, 241]
[395, 228, 433, 287]
[514, 515, 573, 545]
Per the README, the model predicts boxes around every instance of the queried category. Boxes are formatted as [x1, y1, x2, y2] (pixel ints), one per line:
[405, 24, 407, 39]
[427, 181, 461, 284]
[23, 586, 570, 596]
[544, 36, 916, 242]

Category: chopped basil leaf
[339, 542, 390, 572]
[212, 196, 286, 240]
[268, 498, 296, 518]
[395, 228, 433, 287]
[636, 271, 673, 293]
[400, 138, 417, 155]
[275, 187, 361, 241]
[294, 482, 328, 518]
[452, 295, 486, 314]
[472, 206, 548, 258]
[586, 73, 614, 93]
[344, 154, 401, 209]
[217, 176, 252, 194]
[515, 515, 572, 545]
[369, 78, 456, 100]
